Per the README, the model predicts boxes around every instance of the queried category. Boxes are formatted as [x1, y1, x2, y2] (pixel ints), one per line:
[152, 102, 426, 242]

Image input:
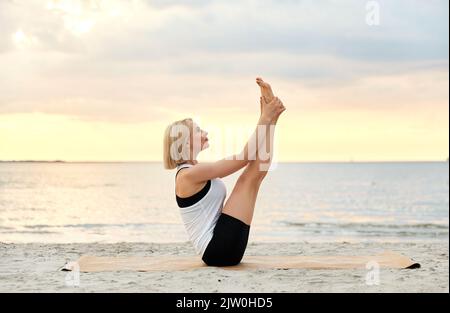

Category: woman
[163, 77, 286, 266]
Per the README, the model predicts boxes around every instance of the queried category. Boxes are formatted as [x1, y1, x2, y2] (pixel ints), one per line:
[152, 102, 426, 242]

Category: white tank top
[175, 163, 227, 255]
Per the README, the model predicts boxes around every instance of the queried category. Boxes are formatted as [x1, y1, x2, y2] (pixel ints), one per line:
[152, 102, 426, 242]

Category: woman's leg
[221, 116, 278, 225]
[221, 77, 279, 225]
[203, 142, 275, 266]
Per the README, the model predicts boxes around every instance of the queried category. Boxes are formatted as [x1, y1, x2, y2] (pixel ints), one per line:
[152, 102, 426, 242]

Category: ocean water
[0, 162, 448, 243]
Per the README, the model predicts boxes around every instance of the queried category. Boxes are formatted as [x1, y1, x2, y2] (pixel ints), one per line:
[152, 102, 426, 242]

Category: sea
[0, 162, 448, 243]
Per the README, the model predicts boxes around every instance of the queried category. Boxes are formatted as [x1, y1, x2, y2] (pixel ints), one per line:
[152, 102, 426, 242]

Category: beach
[1, 162, 448, 293]
[0, 241, 447, 293]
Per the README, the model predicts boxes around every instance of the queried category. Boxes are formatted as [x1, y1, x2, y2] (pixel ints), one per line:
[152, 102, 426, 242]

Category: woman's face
[191, 121, 209, 153]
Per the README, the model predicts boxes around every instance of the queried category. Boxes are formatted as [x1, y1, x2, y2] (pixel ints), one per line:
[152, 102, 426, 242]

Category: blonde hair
[163, 118, 193, 169]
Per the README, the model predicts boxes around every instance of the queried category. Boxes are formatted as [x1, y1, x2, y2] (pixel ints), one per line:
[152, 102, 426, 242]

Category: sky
[0, 0, 448, 162]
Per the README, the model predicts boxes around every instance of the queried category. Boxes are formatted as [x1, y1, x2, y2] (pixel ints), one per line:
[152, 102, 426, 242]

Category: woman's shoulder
[176, 162, 216, 184]
[175, 163, 193, 177]
[175, 164, 211, 198]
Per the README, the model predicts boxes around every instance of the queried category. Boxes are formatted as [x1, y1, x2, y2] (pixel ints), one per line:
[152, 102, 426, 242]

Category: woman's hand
[261, 96, 286, 122]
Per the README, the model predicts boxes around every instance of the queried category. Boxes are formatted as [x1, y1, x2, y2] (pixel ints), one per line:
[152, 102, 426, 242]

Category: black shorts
[202, 213, 250, 267]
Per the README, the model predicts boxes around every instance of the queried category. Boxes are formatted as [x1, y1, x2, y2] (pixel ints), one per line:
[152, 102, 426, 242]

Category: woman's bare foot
[256, 77, 275, 104]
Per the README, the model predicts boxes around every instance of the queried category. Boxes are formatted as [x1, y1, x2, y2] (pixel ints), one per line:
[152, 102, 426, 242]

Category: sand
[0, 241, 447, 293]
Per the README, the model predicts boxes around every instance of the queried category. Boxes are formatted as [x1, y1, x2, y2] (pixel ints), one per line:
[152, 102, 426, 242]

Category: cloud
[2, 0, 448, 60]
[0, 0, 448, 122]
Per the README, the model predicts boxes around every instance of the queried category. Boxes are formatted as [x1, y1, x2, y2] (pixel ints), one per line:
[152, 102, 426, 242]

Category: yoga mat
[61, 250, 420, 272]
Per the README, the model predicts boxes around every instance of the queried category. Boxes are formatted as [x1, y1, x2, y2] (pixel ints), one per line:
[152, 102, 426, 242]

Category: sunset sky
[0, 0, 448, 162]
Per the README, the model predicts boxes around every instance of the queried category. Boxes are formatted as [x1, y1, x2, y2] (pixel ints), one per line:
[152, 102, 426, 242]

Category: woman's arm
[184, 114, 273, 183]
